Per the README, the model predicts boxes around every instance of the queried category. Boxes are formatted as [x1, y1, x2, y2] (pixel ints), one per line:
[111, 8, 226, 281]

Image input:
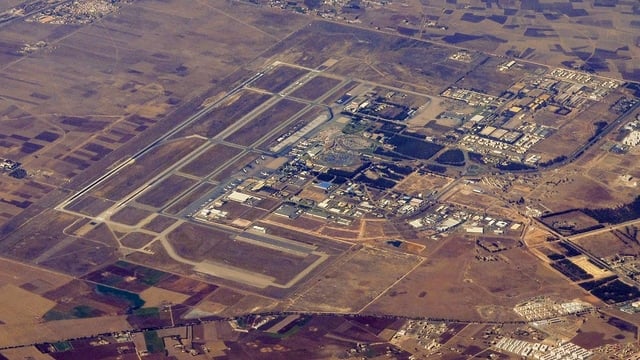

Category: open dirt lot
[572, 312, 637, 349]
[530, 172, 625, 212]
[251, 65, 309, 93]
[361, 220, 387, 239]
[583, 150, 640, 199]
[136, 174, 197, 209]
[110, 205, 154, 226]
[224, 98, 307, 147]
[575, 230, 640, 258]
[541, 210, 602, 234]
[289, 75, 343, 101]
[142, 215, 178, 233]
[289, 246, 422, 313]
[393, 171, 453, 197]
[265, 214, 327, 233]
[319, 227, 360, 240]
[442, 183, 504, 211]
[165, 182, 216, 215]
[365, 236, 584, 321]
[179, 144, 243, 178]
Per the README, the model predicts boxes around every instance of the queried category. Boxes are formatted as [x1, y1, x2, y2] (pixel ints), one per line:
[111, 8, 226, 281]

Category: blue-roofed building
[315, 181, 332, 191]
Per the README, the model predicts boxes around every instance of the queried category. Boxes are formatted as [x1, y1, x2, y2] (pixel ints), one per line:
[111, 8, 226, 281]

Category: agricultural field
[0, 258, 71, 295]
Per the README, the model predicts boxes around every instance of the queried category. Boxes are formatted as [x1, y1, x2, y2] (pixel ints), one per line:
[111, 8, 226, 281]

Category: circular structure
[315, 150, 359, 168]
[335, 135, 372, 151]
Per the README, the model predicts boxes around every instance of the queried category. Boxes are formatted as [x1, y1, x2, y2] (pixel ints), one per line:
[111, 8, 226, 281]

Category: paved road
[531, 217, 613, 272]
[568, 218, 640, 241]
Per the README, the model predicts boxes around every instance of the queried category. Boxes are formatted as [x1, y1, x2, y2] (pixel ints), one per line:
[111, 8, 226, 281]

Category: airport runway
[53, 61, 345, 290]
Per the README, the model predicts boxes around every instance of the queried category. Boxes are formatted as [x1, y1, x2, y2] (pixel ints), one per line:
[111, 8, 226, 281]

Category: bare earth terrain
[0, 0, 639, 358]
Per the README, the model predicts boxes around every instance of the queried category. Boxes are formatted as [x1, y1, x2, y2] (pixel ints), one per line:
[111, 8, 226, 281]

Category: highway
[531, 217, 615, 273]
[568, 218, 640, 241]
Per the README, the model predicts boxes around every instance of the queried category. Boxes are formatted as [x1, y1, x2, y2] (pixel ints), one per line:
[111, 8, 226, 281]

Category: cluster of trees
[583, 195, 640, 224]
[435, 149, 465, 166]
